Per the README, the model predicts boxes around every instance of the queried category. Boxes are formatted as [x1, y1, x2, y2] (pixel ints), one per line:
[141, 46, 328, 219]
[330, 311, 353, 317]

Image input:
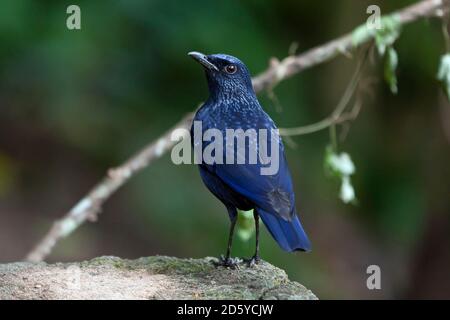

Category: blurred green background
[1, 0, 449, 299]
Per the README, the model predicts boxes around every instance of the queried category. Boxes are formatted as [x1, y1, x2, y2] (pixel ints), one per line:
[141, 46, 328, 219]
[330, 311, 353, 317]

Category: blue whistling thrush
[188, 52, 311, 267]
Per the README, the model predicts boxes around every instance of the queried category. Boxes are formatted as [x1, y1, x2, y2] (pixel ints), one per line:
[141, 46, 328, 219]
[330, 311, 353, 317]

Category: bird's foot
[213, 255, 242, 269]
[244, 255, 261, 268]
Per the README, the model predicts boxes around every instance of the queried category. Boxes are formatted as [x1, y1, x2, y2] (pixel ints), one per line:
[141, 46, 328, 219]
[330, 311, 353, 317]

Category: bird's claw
[244, 255, 261, 268]
[214, 255, 242, 269]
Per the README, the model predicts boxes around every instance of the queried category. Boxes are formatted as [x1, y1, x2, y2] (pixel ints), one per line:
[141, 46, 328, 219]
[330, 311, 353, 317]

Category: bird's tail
[257, 208, 311, 252]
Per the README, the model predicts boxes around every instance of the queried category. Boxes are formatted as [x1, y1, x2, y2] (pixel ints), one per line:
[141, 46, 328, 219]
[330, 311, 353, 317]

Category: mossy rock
[0, 256, 317, 300]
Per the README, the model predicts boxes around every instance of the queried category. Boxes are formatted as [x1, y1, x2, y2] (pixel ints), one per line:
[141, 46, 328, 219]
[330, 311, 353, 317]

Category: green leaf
[374, 16, 401, 56]
[351, 14, 401, 49]
[351, 24, 374, 48]
[384, 46, 398, 94]
[367, 15, 401, 94]
[324, 146, 356, 178]
[437, 53, 450, 99]
[340, 176, 356, 204]
[351, 15, 400, 94]
[324, 146, 357, 205]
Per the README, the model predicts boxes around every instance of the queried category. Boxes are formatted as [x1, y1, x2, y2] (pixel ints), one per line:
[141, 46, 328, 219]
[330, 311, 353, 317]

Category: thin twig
[25, 0, 449, 262]
[441, 11, 450, 51]
[339, 90, 365, 142]
[279, 47, 369, 137]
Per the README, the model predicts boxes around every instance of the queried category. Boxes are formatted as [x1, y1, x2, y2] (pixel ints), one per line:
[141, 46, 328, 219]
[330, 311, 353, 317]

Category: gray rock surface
[0, 256, 317, 300]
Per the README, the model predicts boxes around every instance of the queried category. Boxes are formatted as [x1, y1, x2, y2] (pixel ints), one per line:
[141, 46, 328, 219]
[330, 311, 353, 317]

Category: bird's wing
[204, 130, 296, 222]
[198, 164, 252, 210]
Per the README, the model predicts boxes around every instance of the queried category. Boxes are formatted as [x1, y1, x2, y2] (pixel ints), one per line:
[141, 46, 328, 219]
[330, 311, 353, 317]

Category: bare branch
[25, 0, 449, 262]
[26, 114, 194, 262]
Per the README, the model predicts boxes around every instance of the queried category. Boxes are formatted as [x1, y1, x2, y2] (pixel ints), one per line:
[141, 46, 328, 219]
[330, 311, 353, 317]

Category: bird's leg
[215, 214, 240, 269]
[246, 210, 261, 267]
[223, 214, 236, 261]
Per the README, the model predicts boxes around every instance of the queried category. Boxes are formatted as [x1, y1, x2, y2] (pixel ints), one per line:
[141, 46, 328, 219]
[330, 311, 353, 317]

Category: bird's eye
[224, 64, 237, 74]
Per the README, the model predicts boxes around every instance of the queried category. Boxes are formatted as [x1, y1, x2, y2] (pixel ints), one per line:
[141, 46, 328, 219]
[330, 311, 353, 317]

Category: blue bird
[189, 52, 311, 267]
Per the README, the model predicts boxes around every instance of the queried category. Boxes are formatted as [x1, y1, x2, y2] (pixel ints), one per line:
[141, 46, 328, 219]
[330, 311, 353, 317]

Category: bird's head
[188, 52, 255, 100]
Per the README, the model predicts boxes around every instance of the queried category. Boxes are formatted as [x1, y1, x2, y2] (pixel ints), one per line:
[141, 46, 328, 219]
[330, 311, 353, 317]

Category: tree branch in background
[252, 0, 448, 93]
[26, 114, 194, 262]
[25, 0, 449, 262]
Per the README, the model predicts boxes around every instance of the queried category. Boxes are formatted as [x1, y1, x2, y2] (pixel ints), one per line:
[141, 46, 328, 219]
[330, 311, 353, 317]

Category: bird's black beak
[188, 51, 219, 71]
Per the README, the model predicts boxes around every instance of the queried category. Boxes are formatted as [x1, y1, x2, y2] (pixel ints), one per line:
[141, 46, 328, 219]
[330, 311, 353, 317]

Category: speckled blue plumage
[191, 53, 311, 252]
